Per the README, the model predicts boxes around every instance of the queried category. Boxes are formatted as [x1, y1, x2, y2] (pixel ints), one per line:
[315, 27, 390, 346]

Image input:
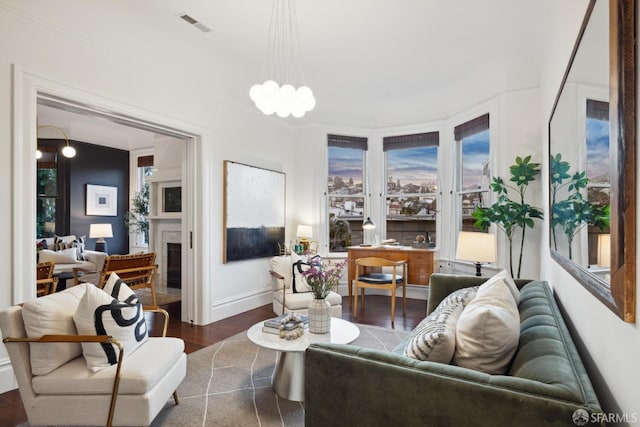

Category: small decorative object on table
[301, 257, 347, 334]
[263, 312, 307, 340]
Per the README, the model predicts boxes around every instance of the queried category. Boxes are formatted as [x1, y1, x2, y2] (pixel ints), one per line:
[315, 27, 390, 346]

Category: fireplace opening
[166, 243, 181, 289]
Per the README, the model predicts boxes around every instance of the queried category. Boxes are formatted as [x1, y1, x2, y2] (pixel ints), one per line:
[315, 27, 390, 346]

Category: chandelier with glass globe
[249, 0, 316, 118]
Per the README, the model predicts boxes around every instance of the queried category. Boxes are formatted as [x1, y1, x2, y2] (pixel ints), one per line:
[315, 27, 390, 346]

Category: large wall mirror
[549, 0, 635, 322]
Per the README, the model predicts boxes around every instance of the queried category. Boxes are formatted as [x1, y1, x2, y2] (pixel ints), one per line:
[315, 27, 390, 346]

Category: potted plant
[124, 183, 150, 244]
[550, 153, 610, 259]
[471, 155, 543, 278]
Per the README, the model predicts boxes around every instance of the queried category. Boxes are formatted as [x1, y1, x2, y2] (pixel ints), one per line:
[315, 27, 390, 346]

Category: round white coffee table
[247, 317, 360, 401]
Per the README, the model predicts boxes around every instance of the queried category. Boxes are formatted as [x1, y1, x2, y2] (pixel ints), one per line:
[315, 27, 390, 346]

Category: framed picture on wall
[223, 161, 285, 263]
[163, 186, 181, 213]
[86, 184, 117, 216]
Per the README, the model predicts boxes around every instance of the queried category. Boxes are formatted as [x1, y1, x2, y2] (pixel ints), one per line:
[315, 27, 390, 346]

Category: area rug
[150, 323, 409, 427]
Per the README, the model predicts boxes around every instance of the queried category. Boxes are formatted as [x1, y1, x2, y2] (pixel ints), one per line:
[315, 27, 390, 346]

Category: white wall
[0, 6, 297, 392]
[540, 0, 640, 422]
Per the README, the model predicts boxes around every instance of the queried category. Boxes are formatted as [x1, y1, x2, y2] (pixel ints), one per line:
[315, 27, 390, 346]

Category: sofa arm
[85, 250, 108, 273]
[305, 343, 604, 427]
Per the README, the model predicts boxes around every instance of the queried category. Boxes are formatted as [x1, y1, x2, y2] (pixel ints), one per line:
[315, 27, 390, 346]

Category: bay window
[383, 132, 439, 246]
[327, 134, 368, 251]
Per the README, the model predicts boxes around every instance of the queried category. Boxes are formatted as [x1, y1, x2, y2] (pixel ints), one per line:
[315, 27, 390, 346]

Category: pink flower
[301, 258, 347, 299]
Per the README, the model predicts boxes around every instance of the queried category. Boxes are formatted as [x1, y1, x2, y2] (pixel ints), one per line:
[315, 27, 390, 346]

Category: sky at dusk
[328, 146, 363, 184]
[586, 118, 610, 181]
[462, 129, 490, 189]
[387, 146, 438, 186]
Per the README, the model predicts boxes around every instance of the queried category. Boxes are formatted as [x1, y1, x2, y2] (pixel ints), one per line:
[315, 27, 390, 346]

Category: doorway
[13, 68, 203, 324]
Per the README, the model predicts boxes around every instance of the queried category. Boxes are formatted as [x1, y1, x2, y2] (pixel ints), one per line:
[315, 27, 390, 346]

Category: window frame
[454, 114, 491, 234]
[326, 134, 369, 253]
[129, 150, 154, 249]
[382, 131, 439, 246]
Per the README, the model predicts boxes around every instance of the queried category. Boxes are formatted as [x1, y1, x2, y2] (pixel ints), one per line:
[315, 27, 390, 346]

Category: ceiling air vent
[179, 13, 211, 33]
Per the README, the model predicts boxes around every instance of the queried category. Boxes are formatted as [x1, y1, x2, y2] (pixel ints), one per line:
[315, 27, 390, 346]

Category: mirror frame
[549, 0, 635, 322]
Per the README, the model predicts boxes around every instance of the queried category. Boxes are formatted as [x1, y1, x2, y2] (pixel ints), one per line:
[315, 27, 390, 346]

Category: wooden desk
[346, 246, 435, 302]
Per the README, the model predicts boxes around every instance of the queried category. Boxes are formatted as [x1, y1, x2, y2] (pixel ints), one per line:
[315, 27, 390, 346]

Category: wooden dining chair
[36, 261, 59, 297]
[98, 252, 158, 306]
[354, 257, 407, 328]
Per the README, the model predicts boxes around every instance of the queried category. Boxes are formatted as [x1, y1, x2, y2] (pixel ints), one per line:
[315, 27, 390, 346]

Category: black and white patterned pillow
[54, 235, 86, 260]
[73, 277, 148, 372]
[405, 286, 478, 362]
[53, 235, 71, 251]
[72, 235, 87, 261]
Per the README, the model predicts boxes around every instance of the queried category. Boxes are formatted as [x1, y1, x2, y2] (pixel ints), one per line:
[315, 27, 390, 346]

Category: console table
[346, 245, 435, 303]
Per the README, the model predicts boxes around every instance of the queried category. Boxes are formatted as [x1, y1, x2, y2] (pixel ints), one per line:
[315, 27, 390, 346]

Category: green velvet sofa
[305, 274, 604, 427]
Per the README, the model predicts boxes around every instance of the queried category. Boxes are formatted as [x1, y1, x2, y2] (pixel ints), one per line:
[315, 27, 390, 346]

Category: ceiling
[4, 0, 577, 146]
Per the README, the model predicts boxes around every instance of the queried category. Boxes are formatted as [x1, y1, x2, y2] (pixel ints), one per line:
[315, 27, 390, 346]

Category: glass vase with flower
[301, 257, 346, 333]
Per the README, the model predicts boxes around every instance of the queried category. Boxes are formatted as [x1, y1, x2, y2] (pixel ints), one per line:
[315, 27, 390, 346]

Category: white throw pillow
[73, 282, 148, 372]
[290, 252, 314, 293]
[22, 284, 90, 375]
[452, 275, 520, 374]
[405, 286, 478, 362]
[38, 248, 79, 264]
[489, 269, 520, 304]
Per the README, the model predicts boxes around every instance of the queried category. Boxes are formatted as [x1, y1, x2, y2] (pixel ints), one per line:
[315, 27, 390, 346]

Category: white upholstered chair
[0, 284, 186, 426]
[269, 255, 343, 317]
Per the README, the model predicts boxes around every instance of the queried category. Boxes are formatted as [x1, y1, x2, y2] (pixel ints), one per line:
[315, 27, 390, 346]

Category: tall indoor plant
[550, 153, 610, 259]
[124, 183, 150, 244]
[472, 155, 543, 278]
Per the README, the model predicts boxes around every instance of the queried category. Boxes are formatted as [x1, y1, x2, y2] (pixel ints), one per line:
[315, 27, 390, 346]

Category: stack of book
[262, 313, 309, 335]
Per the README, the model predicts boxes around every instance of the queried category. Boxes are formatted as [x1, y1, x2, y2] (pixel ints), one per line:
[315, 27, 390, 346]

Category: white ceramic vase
[308, 298, 331, 334]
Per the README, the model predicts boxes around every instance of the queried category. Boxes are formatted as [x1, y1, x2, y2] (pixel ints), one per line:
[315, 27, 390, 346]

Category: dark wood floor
[0, 295, 427, 426]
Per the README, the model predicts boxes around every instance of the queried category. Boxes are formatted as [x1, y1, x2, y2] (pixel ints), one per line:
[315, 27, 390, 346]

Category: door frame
[12, 64, 207, 324]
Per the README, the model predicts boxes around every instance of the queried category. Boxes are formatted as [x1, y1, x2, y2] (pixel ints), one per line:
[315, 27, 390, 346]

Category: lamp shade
[597, 234, 611, 268]
[362, 217, 376, 229]
[455, 231, 496, 263]
[296, 225, 313, 239]
[89, 223, 113, 239]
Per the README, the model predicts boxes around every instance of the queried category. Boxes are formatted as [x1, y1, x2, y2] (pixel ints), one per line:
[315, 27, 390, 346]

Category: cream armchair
[0, 284, 186, 426]
[269, 255, 343, 317]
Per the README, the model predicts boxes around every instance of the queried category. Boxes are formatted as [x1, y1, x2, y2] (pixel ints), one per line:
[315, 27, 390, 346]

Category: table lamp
[597, 234, 611, 268]
[455, 231, 496, 276]
[90, 223, 113, 253]
[296, 224, 313, 251]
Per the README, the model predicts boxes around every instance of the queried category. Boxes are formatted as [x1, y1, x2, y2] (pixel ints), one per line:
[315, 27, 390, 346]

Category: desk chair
[36, 261, 58, 297]
[354, 257, 407, 328]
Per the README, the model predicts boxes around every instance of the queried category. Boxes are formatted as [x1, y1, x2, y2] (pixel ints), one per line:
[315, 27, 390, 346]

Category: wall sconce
[455, 231, 497, 276]
[37, 125, 76, 158]
[90, 223, 113, 253]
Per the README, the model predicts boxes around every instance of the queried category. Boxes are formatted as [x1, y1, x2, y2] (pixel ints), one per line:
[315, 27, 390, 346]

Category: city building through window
[383, 131, 439, 246]
[327, 134, 368, 251]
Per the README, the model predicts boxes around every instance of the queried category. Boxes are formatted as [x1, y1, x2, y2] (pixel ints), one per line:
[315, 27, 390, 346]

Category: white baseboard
[0, 358, 17, 394]
[209, 289, 273, 323]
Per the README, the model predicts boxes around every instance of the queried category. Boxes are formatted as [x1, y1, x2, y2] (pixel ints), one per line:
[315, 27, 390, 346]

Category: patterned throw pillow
[54, 234, 86, 260]
[290, 252, 317, 293]
[405, 286, 478, 362]
[73, 278, 148, 372]
[72, 235, 87, 261]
